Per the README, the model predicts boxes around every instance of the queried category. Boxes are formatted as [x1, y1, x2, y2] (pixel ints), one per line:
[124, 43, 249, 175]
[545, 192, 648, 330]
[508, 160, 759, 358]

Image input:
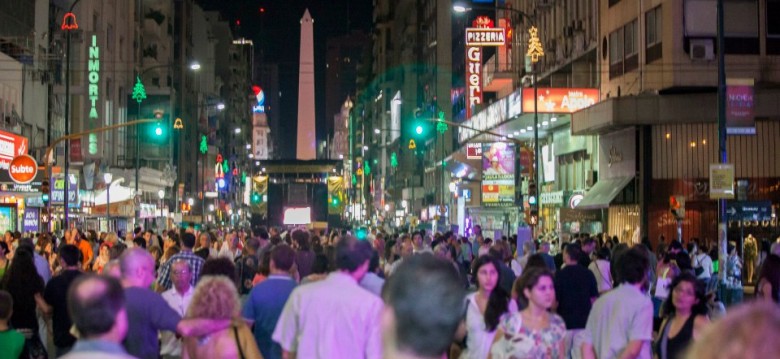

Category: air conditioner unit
[689, 39, 714, 61]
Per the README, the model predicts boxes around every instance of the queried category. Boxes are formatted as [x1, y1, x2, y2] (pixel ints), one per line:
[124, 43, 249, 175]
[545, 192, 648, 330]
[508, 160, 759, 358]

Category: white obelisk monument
[296, 9, 316, 160]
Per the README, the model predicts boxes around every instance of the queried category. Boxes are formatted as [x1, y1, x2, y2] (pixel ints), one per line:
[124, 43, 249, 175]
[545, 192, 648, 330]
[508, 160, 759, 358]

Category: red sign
[70, 138, 83, 162]
[472, 16, 495, 28]
[522, 88, 600, 113]
[0, 130, 29, 171]
[466, 143, 483, 160]
[726, 78, 755, 135]
[8, 155, 38, 184]
[466, 46, 482, 118]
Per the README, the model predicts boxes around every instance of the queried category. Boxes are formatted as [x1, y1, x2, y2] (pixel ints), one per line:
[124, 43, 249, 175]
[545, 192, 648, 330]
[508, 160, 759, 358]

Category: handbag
[694, 254, 705, 276]
[23, 334, 47, 359]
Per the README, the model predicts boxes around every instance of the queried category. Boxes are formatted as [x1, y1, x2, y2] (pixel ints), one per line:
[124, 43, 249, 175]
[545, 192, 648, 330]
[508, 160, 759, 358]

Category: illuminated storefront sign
[464, 27, 506, 118]
[459, 97, 508, 144]
[522, 88, 599, 113]
[466, 143, 483, 160]
[466, 28, 506, 46]
[466, 46, 483, 118]
[0, 130, 28, 170]
[87, 35, 100, 154]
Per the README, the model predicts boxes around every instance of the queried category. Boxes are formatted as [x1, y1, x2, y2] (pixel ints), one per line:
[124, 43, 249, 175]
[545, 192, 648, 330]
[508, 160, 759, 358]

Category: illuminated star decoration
[526, 26, 545, 63]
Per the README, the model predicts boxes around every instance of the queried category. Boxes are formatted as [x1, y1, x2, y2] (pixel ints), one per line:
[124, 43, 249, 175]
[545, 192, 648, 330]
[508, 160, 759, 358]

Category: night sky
[196, 0, 373, 159]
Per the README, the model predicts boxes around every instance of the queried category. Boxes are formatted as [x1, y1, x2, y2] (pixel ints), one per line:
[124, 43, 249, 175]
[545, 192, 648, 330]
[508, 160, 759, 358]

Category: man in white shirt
[582, 246, 653, 359]
[273, 236, 383, 359]
[160, 260, 194, 359]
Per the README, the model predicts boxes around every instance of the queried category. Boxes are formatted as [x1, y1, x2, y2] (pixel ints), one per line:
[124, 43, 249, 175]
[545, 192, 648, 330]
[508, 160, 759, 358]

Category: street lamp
[104, 172, 113, 231]
[453, 3, 541, 227]
[189, 61, 202, 70]
[234, 127, 242, 134]
[158, 189, 165, 223]
[217, 103, 225, 110]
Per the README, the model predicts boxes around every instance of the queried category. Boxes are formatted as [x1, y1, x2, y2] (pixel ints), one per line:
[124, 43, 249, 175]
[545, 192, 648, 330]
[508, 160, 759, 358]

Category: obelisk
[296, 9, 316, 160]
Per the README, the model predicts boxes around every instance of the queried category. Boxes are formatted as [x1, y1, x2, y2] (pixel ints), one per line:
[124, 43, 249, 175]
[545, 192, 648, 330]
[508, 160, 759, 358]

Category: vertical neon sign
[87, 35, 100, 154]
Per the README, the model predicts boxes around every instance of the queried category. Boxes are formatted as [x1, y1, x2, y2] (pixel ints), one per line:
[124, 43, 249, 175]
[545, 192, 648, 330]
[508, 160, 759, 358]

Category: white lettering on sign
[465, 28, 506, 46]
[459, 98, 509, 144]
[560, 91, 597, 112]
[87, 35, 100, 155]
[10, 164, 35, 173]
[466, 46, 482, 118]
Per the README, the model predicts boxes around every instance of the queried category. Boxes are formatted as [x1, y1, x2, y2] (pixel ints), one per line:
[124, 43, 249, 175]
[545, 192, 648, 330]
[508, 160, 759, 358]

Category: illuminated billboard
[482, 142, 515, 207]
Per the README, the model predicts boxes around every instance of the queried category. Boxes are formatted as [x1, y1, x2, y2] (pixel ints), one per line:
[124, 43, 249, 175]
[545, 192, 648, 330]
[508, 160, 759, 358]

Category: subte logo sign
[8, 155, 38, 184]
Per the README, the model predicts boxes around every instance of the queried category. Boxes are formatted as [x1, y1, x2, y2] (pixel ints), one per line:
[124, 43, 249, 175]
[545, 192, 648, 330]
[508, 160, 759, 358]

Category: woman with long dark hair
[460, 255, 517, 359]
[489, 267, 565, 358]
[1, 248, 50, 353]
[654, 272, 710, 359]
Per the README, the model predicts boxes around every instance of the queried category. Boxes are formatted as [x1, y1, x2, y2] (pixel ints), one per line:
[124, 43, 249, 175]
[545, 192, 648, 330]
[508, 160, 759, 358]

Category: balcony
[483, 53, 514, 93]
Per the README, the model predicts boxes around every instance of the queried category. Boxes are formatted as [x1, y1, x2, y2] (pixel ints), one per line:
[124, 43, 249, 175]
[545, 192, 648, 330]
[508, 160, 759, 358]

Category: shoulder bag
[233, 326, 246, 359]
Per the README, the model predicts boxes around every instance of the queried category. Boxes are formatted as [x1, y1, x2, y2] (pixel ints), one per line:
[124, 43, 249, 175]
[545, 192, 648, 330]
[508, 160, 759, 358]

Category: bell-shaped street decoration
[61, 12, 79, 31]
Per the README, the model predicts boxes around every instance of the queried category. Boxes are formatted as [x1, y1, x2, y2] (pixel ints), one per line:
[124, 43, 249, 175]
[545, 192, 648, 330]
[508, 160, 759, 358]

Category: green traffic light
[332, 197, 339, 206]
[155, 126, 163, 136]
[415, 125, 423, 135]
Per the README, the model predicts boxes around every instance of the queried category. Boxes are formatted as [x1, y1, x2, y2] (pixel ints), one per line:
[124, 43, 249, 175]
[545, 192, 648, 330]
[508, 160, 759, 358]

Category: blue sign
[726, 200, 772, 220]
[52, 174, 80, 207]
[23, 208, 39, 233]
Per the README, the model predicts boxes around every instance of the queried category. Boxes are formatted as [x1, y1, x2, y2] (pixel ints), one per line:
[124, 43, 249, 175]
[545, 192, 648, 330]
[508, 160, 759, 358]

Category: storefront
[574, 127, 640, 242]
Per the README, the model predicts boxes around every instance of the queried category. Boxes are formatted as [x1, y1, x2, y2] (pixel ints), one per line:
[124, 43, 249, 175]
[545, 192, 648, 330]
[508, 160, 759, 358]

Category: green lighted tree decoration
[364, 162, 371, 175]
[131, 76, 147, 104]
[390, 152, 398, 168]
[436, 110, 448, 134]
[241, 171, 247, 183]
[199, 135, 208, 154]
[222, 160, 229, 174]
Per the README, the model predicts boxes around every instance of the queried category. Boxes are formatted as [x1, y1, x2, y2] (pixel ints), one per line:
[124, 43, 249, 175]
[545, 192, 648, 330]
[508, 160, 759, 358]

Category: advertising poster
[482, 143, 515, 207]
[23, 208, 39, 233]
[725, 78, 755, 135]
[0, 205, 17, 233]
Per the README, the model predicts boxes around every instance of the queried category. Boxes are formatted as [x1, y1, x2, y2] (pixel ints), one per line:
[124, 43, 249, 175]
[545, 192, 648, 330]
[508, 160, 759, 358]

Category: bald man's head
[119, 248, 156, 287]
[68, 275, 126, 338]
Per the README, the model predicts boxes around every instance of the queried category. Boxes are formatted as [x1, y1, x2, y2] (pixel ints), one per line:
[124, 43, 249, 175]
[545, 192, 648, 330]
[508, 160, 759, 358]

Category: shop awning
[576, 176, 633, 209]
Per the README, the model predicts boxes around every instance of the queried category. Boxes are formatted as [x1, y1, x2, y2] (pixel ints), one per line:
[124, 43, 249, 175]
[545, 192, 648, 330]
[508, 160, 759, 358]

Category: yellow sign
[710, 163, 735, 199]
[526, 26, 544, 63]
[408, 139, 417, 150]
[173, 118, 184, 129]
[357, 168, 364, 176]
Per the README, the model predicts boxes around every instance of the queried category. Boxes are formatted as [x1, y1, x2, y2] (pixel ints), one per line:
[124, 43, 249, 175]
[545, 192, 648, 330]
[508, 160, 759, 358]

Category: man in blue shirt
[242, 244, 297, 359]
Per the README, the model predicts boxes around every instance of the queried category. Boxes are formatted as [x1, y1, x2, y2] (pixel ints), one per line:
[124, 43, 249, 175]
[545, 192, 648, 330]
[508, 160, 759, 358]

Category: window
[609, 19, 640, 78]
[624, 20, 638, 72]
[767, 0, 780, 53]
[646, 6, 663, 63]
[609, 28, 624, 78]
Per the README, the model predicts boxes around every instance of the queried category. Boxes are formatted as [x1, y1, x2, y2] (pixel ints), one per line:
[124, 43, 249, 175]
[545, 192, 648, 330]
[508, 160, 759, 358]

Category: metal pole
[533, 70, 540, 233]
[716, 0, 728, 282]
[64, 22, 71, 231]
[106, 180, 111, 232]
[135, 119, 140, 227]
[202, 143, 205, 225]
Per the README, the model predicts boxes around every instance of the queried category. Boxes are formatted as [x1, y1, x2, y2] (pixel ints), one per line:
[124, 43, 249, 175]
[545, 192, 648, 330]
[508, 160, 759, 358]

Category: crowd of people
[0, 224, 778, 359]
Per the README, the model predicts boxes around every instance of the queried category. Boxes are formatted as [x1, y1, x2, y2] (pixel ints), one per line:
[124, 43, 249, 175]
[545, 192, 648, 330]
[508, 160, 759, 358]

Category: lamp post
[62, 0, 84, 230]
[134, 61, 201, 226]
[453, 3, 541, 228]
[104, 172, 113, 231]
[158, 189, 165, 228]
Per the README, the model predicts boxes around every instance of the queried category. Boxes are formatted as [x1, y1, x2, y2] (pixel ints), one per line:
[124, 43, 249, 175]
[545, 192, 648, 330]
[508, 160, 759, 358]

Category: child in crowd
[0, 290, 25, 359]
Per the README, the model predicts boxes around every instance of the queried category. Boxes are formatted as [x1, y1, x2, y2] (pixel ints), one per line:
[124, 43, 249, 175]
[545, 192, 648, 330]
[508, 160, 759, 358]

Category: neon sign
[87, 35, 99, 154]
